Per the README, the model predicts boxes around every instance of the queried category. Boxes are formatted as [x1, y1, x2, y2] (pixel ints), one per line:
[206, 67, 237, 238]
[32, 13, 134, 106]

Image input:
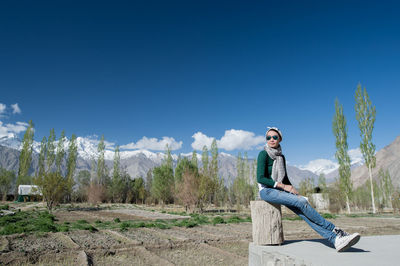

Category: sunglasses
[266, 135, 279, 141]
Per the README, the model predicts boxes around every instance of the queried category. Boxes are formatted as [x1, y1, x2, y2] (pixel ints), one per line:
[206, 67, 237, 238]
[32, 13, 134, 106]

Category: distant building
[17, 185, 42, 202]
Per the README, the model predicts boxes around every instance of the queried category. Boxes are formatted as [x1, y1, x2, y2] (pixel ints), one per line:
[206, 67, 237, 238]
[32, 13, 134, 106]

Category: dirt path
[1, 209, 400, 265]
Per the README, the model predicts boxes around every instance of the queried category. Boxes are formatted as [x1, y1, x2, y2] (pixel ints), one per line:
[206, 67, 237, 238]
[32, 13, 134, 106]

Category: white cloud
[191, 132, 215, 150]
[191, 129, 265, 151]
[11, 103, 21, 114]
[121, 136, 183, 151]
[0, 121, 29, 138]
[0, 103, 6, 116]
[218, 129, 265, 151]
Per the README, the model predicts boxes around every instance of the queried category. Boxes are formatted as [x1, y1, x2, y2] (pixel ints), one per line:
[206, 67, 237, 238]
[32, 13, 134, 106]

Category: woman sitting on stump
[257, 127, 360, 252]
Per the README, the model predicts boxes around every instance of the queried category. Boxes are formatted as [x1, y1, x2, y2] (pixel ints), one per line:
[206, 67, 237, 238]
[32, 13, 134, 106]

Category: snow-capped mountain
[298, 159, 339, 175]
[3, 133, 383, 189]
[298, 148, 364, 178]
[0, 133, 22, 150]
[0, 134, 316, 187]
[0, 134, 171, 162]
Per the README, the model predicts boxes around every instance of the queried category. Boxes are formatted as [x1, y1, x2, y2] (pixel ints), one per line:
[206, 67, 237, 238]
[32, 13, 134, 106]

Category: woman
[257, 127, 360, 252]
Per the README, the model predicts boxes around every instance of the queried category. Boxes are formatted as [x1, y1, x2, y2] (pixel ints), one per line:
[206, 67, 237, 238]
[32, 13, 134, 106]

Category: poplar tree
[333, 99, 352, 213]
[0, 168, 15, 201]
[174, 157, 197, 184]
[355, 83, 377, 213]
[201, 145, 209, 175]
[191, 150, 198, 168]
[379, 168, 393, 208]
[210, 139, 219, 181]
[318, 173, 327, 192]
[145, 169, 153, 197]
[151, 164, 174, 205]
[164, 144, 173, 170]
[16, 120, 34, 193]
[56, 130, 66, 174]
[113, 145, 120, 181]
[97, 135, 106, 185]
[110, 145, 123, 201]
[90, 156, 96, 183]
[66, 134, 78, 196]
[252, 159, 259, 200]
[236, 152, 244, 180]
[244, 152, 250, 182]
[151, 144, 175, 204]
[210, 139, 221, 204]
[46, 129, 56, 172]
[37, 136, 47, 178]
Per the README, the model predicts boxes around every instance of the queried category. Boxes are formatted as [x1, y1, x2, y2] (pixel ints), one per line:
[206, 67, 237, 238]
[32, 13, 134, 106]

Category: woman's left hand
[284, 185, 299, 195]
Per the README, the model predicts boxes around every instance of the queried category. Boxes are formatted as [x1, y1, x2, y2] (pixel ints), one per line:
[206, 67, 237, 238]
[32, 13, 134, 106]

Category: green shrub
[226, 216, 242, 223]
[173, 219, 198, 228]
[132, 222, 146, 228]
[212, 216, 225, 225]
[321, 213, 337, 219]
[114, 218, 121, 223]
[57, 225, 69, 232]
[155, 222, 170, 229]
[0, 205, 9, 210]
[190, 213, 210, 224]
[0, 211, 57, 235]
[120, 221, 131, 231]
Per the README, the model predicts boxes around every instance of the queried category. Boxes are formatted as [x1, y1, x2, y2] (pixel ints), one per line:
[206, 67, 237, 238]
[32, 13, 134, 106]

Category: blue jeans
[260, 187, 336, 244]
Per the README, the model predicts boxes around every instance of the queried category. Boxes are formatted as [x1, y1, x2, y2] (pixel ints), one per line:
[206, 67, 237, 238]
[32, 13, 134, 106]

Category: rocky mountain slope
[350, 135, 400, 188]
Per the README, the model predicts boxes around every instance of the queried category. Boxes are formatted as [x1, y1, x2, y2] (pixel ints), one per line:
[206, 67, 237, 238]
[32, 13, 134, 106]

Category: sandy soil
[1, 205, 400, 265]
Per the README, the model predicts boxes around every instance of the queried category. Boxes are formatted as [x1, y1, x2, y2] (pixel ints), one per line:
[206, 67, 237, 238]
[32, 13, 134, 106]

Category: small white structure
[18, 185, 42, 196]
[310, 193, 329, 211]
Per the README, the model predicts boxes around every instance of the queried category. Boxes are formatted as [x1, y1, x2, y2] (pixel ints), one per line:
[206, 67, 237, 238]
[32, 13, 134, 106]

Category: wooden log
[250, 200, 284, 245]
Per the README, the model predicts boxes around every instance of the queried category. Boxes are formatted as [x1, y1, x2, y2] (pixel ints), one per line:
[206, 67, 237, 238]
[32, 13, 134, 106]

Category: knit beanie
[265, 127, 283, 141]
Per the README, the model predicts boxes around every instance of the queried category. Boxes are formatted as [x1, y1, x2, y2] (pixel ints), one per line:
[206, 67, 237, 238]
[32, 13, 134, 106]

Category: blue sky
[1, 0, 400, 166]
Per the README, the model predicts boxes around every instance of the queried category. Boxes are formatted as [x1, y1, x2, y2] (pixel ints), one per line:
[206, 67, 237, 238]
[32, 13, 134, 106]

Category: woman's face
[266, 130, 281, 148]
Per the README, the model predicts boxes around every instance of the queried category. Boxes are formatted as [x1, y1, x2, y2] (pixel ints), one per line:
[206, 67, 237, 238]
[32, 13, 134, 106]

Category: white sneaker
[333, 227, 350, 236]
[334, 232, 361, 252]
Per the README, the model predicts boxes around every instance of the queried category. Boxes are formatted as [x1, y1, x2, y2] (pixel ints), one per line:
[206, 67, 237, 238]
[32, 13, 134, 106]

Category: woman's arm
[256, 151, 276, 188]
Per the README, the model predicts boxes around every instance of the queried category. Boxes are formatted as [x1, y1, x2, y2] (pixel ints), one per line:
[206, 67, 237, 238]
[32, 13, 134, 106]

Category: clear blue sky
[1, 0, 399, 166]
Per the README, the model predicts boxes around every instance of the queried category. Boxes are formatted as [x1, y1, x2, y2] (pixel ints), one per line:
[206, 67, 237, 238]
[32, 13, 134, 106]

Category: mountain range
[1, 134, 399, 189]
[0, 134, 318, 187]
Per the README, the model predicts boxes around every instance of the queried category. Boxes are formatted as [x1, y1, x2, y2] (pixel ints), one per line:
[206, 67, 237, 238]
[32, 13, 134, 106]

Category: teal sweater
[257, 150, 292, 188]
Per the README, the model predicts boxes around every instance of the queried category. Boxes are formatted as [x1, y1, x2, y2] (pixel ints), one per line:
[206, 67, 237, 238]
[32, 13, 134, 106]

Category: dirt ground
[1, 204, 400, 265]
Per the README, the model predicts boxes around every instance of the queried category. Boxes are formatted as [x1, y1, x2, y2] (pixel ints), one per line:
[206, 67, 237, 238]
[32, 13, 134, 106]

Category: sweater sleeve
[257, 151, 276, 188]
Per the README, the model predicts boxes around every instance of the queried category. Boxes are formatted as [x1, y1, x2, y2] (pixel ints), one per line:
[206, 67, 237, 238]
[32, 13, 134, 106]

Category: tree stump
[250, 200, 284, 245]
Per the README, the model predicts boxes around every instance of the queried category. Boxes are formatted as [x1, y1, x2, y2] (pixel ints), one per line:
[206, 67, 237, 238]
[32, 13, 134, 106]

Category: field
[1, 202, 400, 265]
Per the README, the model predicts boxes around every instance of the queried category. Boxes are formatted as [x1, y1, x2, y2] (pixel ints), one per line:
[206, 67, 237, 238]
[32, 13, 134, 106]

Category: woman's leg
[259, 187, 337, 244]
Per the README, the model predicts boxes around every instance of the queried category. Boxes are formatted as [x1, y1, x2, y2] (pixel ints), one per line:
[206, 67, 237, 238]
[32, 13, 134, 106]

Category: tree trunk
[250, 201, 284, 245]
[346, 194, 351, 214]
[369, 165, 376, 214]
